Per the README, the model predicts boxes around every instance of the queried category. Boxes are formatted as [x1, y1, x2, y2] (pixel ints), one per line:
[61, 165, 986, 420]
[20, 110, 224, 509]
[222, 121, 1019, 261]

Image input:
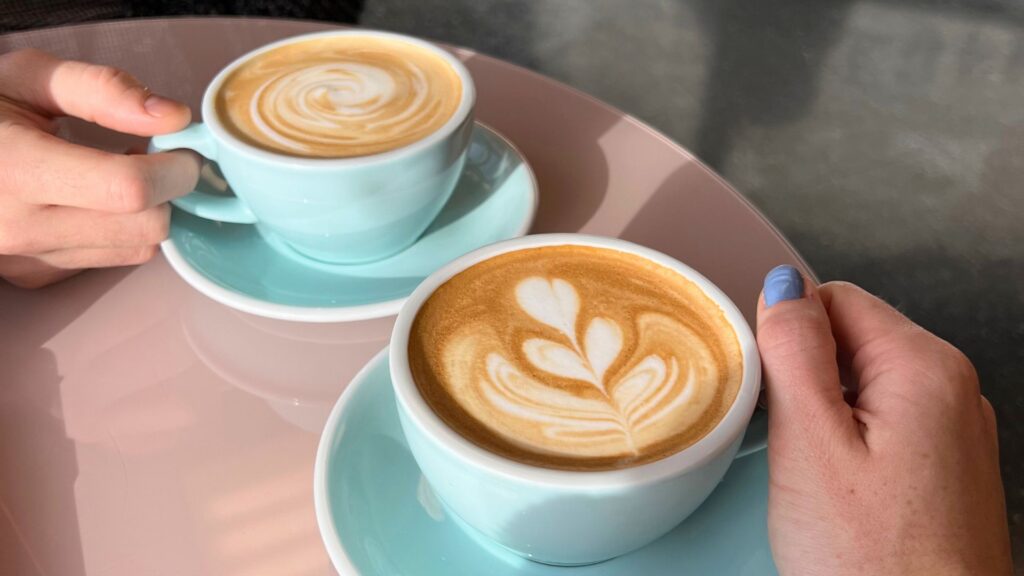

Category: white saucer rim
[314, 347, 389, 575]
[161, 122, 538, 323]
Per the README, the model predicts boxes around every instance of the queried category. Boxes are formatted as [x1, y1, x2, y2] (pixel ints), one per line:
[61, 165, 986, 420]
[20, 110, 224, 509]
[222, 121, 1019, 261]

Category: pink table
[0, 18, 808, 575]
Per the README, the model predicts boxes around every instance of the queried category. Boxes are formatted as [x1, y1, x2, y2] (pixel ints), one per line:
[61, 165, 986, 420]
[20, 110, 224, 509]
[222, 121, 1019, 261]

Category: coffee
[408, 245, 744, 471]
[215, 36, 463, 158]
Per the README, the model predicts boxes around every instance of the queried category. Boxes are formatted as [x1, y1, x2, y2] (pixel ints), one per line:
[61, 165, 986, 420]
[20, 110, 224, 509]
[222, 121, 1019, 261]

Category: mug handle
[735, 407, 768, 458]
[150, 123, 258, 224]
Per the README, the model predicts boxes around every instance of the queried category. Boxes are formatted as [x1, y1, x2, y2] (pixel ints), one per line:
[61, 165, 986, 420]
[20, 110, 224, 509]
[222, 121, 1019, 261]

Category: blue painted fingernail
[764, 265, 804, 307]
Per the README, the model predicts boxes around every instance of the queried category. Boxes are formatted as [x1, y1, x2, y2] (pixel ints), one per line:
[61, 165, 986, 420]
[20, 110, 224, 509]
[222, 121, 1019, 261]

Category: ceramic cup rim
[199, 29, 477, 168]
[389, 233, 762, 489]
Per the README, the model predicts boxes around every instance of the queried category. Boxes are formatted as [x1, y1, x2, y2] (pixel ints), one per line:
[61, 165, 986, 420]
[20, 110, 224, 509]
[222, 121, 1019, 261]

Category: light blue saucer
[314, 351, 779, 575]
[161, 123, 537, 322]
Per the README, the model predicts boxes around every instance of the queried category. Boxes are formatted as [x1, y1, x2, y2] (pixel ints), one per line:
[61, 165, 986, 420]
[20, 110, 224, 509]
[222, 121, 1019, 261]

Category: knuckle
[818, 280, 862, 301]
[130, 245, 159, 264]
[821, 280, 856, 292]
[73, 64, 145, 123]
[140, 207, 170, 244]
[934, 342, 979, 392]
[980, 396, 997, 423]
[107, 160, 152, 213]
[948, 346, 978, 382]
[83, 64, 140, 92]
[901, 339, 981, 403]
[976, 396, 1000, 449]
[758, 308, 834, 359]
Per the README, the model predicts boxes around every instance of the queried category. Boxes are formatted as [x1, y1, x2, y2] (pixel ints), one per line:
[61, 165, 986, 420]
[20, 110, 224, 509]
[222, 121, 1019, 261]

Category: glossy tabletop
[0, 18, 809, 575]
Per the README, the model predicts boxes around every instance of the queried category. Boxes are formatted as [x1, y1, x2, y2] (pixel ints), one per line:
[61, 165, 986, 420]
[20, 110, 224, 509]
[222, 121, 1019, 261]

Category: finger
[4, 122, 200, 211]
[980, 396, 998, 442]
[819, 282, 980, 402]
[0, 48, 190, 135]
[0, 246, 157, 289]
[36, 245, 160, 269]
[757, 265, 862, 452]
[0, 256, 79, 289]
[979, 398, 1002, 464]
[0, 204, 170, 254]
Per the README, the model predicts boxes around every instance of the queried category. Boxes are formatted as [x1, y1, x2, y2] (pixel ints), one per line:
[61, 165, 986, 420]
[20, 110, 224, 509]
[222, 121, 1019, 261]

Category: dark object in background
[0, 0, 365, 33]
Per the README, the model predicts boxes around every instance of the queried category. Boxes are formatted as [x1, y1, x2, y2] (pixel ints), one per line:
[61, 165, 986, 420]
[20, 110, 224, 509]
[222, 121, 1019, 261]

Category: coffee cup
[389, 233, 765, 566]
[151, 30, 476, 264]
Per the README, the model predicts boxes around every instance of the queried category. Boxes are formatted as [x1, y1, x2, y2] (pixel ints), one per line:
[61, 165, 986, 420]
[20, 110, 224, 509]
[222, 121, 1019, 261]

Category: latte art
[474, 278, 713, 458]
[409, 246, 743, 471]
[216, 36, 462, 158]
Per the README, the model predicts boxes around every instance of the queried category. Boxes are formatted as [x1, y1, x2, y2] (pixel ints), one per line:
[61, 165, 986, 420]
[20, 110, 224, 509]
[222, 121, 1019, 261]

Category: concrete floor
[359, 0, 1024, 566]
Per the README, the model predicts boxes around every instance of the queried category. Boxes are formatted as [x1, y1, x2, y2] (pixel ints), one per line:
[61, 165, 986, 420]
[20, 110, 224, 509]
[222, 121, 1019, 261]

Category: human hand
[0, 49, 200, 288]
[757, 267, 1011, 575]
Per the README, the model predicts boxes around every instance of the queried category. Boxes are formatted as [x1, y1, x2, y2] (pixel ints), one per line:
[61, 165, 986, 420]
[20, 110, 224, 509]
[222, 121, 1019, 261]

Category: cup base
[257, 224, 419, 266]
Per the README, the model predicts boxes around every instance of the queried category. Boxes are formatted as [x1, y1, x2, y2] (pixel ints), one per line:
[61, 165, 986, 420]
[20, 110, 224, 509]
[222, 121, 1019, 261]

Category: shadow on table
[689, 0, 852, 170]
[0, 269, 129, 575]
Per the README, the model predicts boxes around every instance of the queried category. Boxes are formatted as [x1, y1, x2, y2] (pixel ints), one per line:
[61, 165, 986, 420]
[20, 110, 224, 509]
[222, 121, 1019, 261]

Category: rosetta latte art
[473, 277, 713, 459]
[216, 37, 462, 158]
[409, 245, 744, 471]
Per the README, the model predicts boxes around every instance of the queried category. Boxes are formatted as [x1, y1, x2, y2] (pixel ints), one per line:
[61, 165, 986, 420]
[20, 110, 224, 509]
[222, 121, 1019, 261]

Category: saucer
[161, 123, 538, 322]
[314, 350, 778, 575]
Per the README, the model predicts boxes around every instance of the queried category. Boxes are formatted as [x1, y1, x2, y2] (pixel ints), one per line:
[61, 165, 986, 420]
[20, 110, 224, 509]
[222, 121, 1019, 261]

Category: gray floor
[360, 0, 1024, 567]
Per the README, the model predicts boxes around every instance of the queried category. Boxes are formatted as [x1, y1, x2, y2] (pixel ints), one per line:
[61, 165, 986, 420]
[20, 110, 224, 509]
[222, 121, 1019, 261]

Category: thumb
[756, 265, 862, 453]
[0, 49, 191, 136]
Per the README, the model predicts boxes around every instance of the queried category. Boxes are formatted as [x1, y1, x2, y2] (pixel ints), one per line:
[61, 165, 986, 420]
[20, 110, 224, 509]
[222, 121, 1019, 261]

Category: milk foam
[450, 277, 715, 460]
[216, 37, 462, 158]
[409, 246, 744, 471]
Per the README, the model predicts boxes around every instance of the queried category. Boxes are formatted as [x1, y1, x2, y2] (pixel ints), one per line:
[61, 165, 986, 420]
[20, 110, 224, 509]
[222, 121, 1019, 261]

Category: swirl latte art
[409, 246, 744, 471]
[216, 36, 462, 158]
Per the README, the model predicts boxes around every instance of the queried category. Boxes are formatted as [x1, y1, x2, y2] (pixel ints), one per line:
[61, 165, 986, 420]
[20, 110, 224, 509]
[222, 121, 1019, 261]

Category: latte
[215, 36, 463, 158]
[408, 245, 744, 471]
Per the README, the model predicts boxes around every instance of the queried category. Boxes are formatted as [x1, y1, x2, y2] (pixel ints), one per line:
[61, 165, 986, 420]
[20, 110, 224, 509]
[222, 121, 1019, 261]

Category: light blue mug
[151, 30, 476, 264]
[390, 234, 766, 566]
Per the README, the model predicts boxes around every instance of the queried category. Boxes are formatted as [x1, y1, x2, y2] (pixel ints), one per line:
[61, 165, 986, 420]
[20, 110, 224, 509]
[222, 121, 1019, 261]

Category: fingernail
[144, 94, 178, 117]
[763, 265, 804, 307]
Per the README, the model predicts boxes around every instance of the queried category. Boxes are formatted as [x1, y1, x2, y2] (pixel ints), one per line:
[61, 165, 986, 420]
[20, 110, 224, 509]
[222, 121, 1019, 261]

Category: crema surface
[216, 36, 462, 158]
[409, 246, 744, 471]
